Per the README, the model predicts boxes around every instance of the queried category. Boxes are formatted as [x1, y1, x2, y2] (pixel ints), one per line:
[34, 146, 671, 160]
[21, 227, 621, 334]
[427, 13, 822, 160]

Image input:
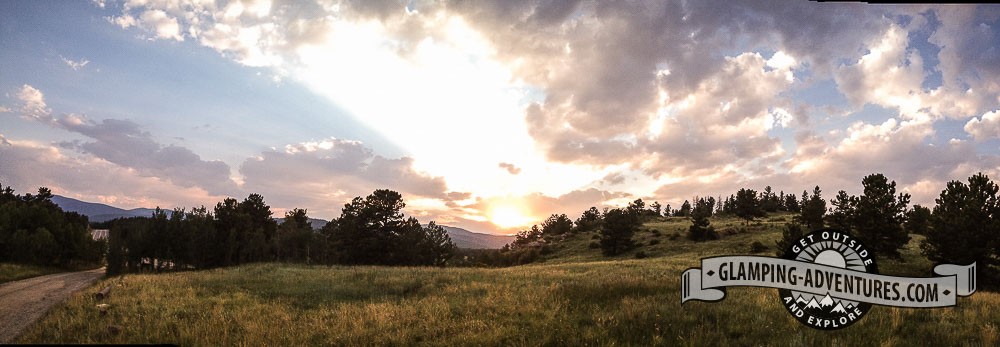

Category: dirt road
[0, 268, 104, 343]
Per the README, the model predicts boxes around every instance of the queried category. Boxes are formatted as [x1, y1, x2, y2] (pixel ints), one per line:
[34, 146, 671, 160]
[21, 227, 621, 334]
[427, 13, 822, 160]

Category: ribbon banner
[682, 256, 976, 308]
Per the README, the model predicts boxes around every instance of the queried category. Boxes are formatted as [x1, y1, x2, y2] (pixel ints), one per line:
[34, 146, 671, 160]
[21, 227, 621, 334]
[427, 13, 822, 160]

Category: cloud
[0, 137, 220, 210]
[780, 117, 994, 206]
[926, 7, 1000, 118]
[239, 137, 458, 219]
[601, 172, 626, 186]
[834, 24, 927, 118]
[639, 52, 793, 178]
[13, 85, 237, 195]
[15, 84, 52, 122]
[60, 56, 90, 71]
[91, 1, 1000, 223]
[964, 110, 1000, 140]
[498, 162, 521, 175]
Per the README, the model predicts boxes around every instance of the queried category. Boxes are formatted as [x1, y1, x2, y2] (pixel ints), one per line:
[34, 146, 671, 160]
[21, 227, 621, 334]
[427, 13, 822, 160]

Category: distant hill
[52, 195, 170, 222]
[52, 195, 513, 249]
[434, 225, 514, 249]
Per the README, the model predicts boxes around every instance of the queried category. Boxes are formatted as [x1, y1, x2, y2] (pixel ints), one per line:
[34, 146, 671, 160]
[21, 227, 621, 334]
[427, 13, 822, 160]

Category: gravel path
[0, 268, 105, 343]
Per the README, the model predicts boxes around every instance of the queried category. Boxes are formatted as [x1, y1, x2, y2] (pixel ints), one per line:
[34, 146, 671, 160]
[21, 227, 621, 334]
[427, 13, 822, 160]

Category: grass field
[0, 263, 71, 284]
[17, 215, 1000, 345]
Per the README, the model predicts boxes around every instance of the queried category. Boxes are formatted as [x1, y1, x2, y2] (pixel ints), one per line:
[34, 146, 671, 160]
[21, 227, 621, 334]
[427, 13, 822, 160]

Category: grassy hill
[17, 214, 999, 345]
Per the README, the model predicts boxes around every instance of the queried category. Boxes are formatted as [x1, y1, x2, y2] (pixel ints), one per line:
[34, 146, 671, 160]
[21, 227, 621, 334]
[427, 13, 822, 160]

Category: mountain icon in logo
[831, 302, 847, 314]
[820, 293, 835, 307]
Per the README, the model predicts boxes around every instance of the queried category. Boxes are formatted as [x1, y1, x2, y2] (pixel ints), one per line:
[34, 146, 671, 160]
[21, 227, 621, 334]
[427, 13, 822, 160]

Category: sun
[489, 205, 533, 229]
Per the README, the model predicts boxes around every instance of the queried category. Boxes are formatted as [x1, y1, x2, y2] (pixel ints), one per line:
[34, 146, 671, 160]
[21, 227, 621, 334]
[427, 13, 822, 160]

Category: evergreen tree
[415, 222, 457, 266]
[784, 193, 800, 213]
[905, 205, 931, 235]
[541, 214, 573, 240]
[688, 198, 718, 241]
[676, 200, 692, 217]
[734, 188, 764, 224]
[574, 207, 602, 232]
[277, 208, 314, 263]
[600, 208, 638, 256]
[852, 174, 911, 259]
[649, 201, 661, 218]
[761, 186, 779, 212]
[828, 190, 854, 231]
[0, 184, 103, 268]
[326, 189, 456, 266]
[921, 173, 1000, 283]
[799, 186, 826, 230]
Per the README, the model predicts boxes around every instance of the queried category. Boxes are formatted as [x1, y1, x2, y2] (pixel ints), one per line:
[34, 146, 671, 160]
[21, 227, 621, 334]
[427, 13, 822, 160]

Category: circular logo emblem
[778, 228, 878, 330]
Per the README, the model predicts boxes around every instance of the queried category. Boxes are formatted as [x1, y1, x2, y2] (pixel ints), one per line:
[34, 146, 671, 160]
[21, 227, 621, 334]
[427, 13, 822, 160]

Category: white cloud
[834, 24, 928, 119]
[60, 56, 90, 71]
[964, 110, 1000, 140]
[141, 9, 183, 41]
[89, 2, 1000, 225]
[15, 84, 52, 122]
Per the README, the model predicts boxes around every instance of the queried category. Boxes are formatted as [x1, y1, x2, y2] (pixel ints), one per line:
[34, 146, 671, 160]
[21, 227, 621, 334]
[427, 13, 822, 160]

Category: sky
[1, 1, 999, 235]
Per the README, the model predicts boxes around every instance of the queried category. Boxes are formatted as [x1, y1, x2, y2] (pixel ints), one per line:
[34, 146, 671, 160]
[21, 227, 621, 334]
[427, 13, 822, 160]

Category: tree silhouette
[843, 174, 911, 259]
[326, 189, 456, 266]
[799, 186, 826, 230]
[905, 205, 931, 235]
[575, 207, 602, 232]
[600, 208, 638, 256]
[676, 200, 692, 217]
[688, 198, 718, 241]
[734, 188, 764, 224]
[921, 173, 1000, 284]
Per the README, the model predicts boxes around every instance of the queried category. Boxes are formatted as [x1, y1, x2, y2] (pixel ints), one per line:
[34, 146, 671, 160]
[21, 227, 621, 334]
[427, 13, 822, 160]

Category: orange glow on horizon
[489, 203, 534, 229]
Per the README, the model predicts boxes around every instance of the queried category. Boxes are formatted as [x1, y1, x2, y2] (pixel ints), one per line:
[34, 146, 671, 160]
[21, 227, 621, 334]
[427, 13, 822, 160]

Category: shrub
[749, 241, 768, 253]
[634, 251, 648, 259]
[588, 242, 600, 249]
[649, 239, 660, 246]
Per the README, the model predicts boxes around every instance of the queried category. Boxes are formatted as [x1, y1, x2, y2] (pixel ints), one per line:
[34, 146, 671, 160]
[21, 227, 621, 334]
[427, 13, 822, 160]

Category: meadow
[0, 263, 72, 284]
[17, 215, 999, 346]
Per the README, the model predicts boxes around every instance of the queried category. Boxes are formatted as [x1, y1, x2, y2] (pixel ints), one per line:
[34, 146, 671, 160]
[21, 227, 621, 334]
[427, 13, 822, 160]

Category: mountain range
[794, 293, 854, 315]
[51, 195, 514, 249]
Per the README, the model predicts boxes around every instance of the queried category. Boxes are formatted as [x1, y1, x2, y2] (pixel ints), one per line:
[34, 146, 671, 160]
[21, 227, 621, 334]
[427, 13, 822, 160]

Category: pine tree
[905, 205, 931, 235]
[574, 207, 602, 232]
[852, 174, 910, 259]
[600, 208, 638, 256]
[799, 186, 826, 230]
[734, 188, 764, 224]
[688, 198, 718, 241]
[921, 173, 1000, 283]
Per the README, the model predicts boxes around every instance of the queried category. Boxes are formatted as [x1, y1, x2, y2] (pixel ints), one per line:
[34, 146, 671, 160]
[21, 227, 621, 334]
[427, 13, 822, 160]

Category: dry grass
[18, 219, 1000, 346]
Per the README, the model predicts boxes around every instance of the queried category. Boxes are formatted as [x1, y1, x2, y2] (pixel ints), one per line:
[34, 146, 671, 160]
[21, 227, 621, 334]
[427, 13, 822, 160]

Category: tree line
[483, 172, 998, 285]
[105, 189, 455, 275]
[0, 184, 105, 268]
[5, 170, 997, 284]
